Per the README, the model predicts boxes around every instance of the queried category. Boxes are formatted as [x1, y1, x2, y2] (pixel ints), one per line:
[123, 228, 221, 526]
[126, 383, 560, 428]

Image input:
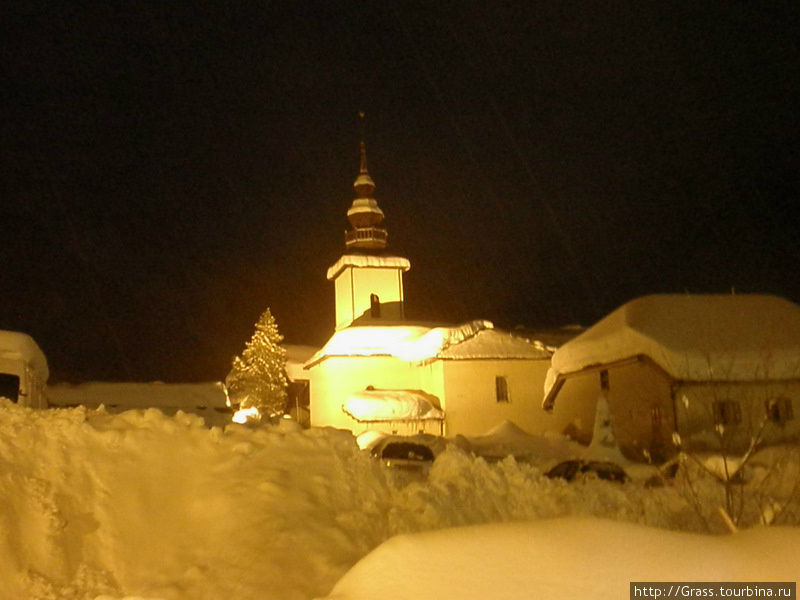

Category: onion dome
[345, 141, 388, 250]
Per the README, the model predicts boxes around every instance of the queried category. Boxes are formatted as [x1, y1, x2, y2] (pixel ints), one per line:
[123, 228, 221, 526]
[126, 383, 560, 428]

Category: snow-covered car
[545, 459, 628, 483]
[366, 433, 445, 472]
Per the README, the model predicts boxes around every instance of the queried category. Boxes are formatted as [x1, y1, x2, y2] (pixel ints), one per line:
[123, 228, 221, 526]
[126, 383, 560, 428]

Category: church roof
[305, 320, 551, 368]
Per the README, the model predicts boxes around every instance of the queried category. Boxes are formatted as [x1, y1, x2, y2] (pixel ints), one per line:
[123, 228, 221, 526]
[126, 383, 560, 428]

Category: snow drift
[0, 399, 796, 600]
[323, 518, 800, 600]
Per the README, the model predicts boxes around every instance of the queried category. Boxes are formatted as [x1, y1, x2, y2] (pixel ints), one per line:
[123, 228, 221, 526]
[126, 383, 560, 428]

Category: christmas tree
[226, 308, 288, 420]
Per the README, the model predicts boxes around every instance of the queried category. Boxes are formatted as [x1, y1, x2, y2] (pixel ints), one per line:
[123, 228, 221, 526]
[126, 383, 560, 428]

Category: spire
[353, 141, 376, 198]
[345, 112, 387, 251]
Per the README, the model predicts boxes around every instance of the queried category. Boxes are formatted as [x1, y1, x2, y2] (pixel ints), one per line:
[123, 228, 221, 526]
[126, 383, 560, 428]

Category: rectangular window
[766, 398, 794, 423]
[495, 376, 509, 403]
[713, 400, 742, 426]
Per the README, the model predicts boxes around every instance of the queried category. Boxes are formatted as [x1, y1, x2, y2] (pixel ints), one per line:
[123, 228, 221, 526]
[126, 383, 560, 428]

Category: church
[302, 142, 557, 438]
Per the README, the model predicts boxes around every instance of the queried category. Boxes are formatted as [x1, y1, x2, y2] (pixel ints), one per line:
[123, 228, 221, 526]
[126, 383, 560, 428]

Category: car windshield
[381, 442, 435, 462]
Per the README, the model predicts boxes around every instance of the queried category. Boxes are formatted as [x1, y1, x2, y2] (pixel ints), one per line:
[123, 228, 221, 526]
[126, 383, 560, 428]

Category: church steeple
[327, 116, 410, 330]
[345, 120, 388, 251]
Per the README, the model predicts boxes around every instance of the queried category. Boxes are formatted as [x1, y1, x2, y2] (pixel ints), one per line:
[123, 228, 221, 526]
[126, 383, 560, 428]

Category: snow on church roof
[305, 320, 551, 367]
[0, 330, 49, 381]
[326, 254, 411, 280]
[343, 389, 444, 422]
[545, 294, 800, 397]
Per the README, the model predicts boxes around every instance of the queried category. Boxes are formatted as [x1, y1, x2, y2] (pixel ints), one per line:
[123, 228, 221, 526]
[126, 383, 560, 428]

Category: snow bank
[0, 400, 392, 600]
[323, 518, 800, 600]
[0, 399, 793, 600]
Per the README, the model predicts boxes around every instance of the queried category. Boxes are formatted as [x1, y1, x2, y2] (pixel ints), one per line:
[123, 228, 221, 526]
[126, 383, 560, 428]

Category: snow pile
[323, 518, 800, 600]
[343, 389, 444, 422]
[546, 294, 800, 395]
[0, 399, 796, 600]
[0, 400, 393, 600]
[461, 420, 579, 461]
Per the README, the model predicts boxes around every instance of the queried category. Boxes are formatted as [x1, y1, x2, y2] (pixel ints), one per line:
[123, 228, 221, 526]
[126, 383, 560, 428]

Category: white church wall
[307, 356, 444, 435]
[333, 267, 404, 330]
[439, 359, 553, 437]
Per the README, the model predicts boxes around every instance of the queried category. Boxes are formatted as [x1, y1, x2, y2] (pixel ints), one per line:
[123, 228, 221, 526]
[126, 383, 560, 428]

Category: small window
[0, 373, 20, 403]
[600, 370, 609, 391]
[495, 376, 509, 403]
[370, 293, 381, 318]
[713, 400, 742, 426]
[766, 398, 794, 423]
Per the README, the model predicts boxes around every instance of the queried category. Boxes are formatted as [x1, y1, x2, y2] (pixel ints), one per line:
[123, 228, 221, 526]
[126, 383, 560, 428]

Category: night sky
[2, 2, 799, 382]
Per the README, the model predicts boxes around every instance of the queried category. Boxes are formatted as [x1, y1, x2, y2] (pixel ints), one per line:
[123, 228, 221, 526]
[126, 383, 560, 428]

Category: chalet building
[543, 294, 800, 459]
[303, 143, 555, 437]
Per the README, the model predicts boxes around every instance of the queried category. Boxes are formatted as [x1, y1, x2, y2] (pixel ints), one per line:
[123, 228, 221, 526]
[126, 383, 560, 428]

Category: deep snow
[0, 399, 797, 600]
[323, 518, 800, 600]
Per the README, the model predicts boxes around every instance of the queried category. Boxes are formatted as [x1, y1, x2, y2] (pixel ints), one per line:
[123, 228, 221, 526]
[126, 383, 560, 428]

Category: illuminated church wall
[308, 356, 445, 435]
[439, 359, 553, 437]
[333, 266, 405, 330]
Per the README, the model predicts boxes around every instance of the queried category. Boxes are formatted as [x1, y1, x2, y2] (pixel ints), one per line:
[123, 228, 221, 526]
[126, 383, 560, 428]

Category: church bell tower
[327, 136, 410, 330]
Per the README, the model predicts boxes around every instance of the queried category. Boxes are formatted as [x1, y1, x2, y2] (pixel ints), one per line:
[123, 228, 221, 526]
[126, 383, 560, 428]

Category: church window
[495, 376, 509, 403]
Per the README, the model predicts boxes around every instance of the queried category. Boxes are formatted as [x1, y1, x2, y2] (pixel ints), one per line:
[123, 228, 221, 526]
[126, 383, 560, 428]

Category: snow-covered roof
[283, 344, 318, 380]
[326, 254, 410, 280]
[343, 388, 444, 422]
[47, 381, 227, 409]
[545, 295, 800, 401]
[305, 321, 551, 367]
[0, 330, 49, 381]
[437, 328, 552, 360]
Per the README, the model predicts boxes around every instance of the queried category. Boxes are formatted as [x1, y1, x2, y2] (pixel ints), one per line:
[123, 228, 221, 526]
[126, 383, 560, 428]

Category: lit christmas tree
[226, 309, 288, 421]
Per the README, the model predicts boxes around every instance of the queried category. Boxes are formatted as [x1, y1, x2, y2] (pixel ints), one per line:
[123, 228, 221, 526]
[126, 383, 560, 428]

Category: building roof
[305, 320, 552, 368]
[544, 294, 800, 401]
[0, 330, 49, 381]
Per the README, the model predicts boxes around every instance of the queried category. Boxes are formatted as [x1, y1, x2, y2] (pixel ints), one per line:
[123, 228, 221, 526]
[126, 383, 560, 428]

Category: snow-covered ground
[324, 518, 800, 600]
[0, 399, 797, 600]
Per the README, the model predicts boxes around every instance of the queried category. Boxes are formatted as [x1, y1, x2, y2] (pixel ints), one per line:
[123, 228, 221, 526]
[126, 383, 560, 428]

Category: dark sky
[2, 2, 799, 382]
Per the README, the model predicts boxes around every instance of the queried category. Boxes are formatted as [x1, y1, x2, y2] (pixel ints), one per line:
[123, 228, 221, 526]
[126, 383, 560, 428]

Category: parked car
[545, 459, 628, 483]
[367, 433, 444, 472]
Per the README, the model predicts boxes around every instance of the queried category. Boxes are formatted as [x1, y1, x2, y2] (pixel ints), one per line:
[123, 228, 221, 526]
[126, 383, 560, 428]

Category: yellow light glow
[232, 406, 260, 424]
